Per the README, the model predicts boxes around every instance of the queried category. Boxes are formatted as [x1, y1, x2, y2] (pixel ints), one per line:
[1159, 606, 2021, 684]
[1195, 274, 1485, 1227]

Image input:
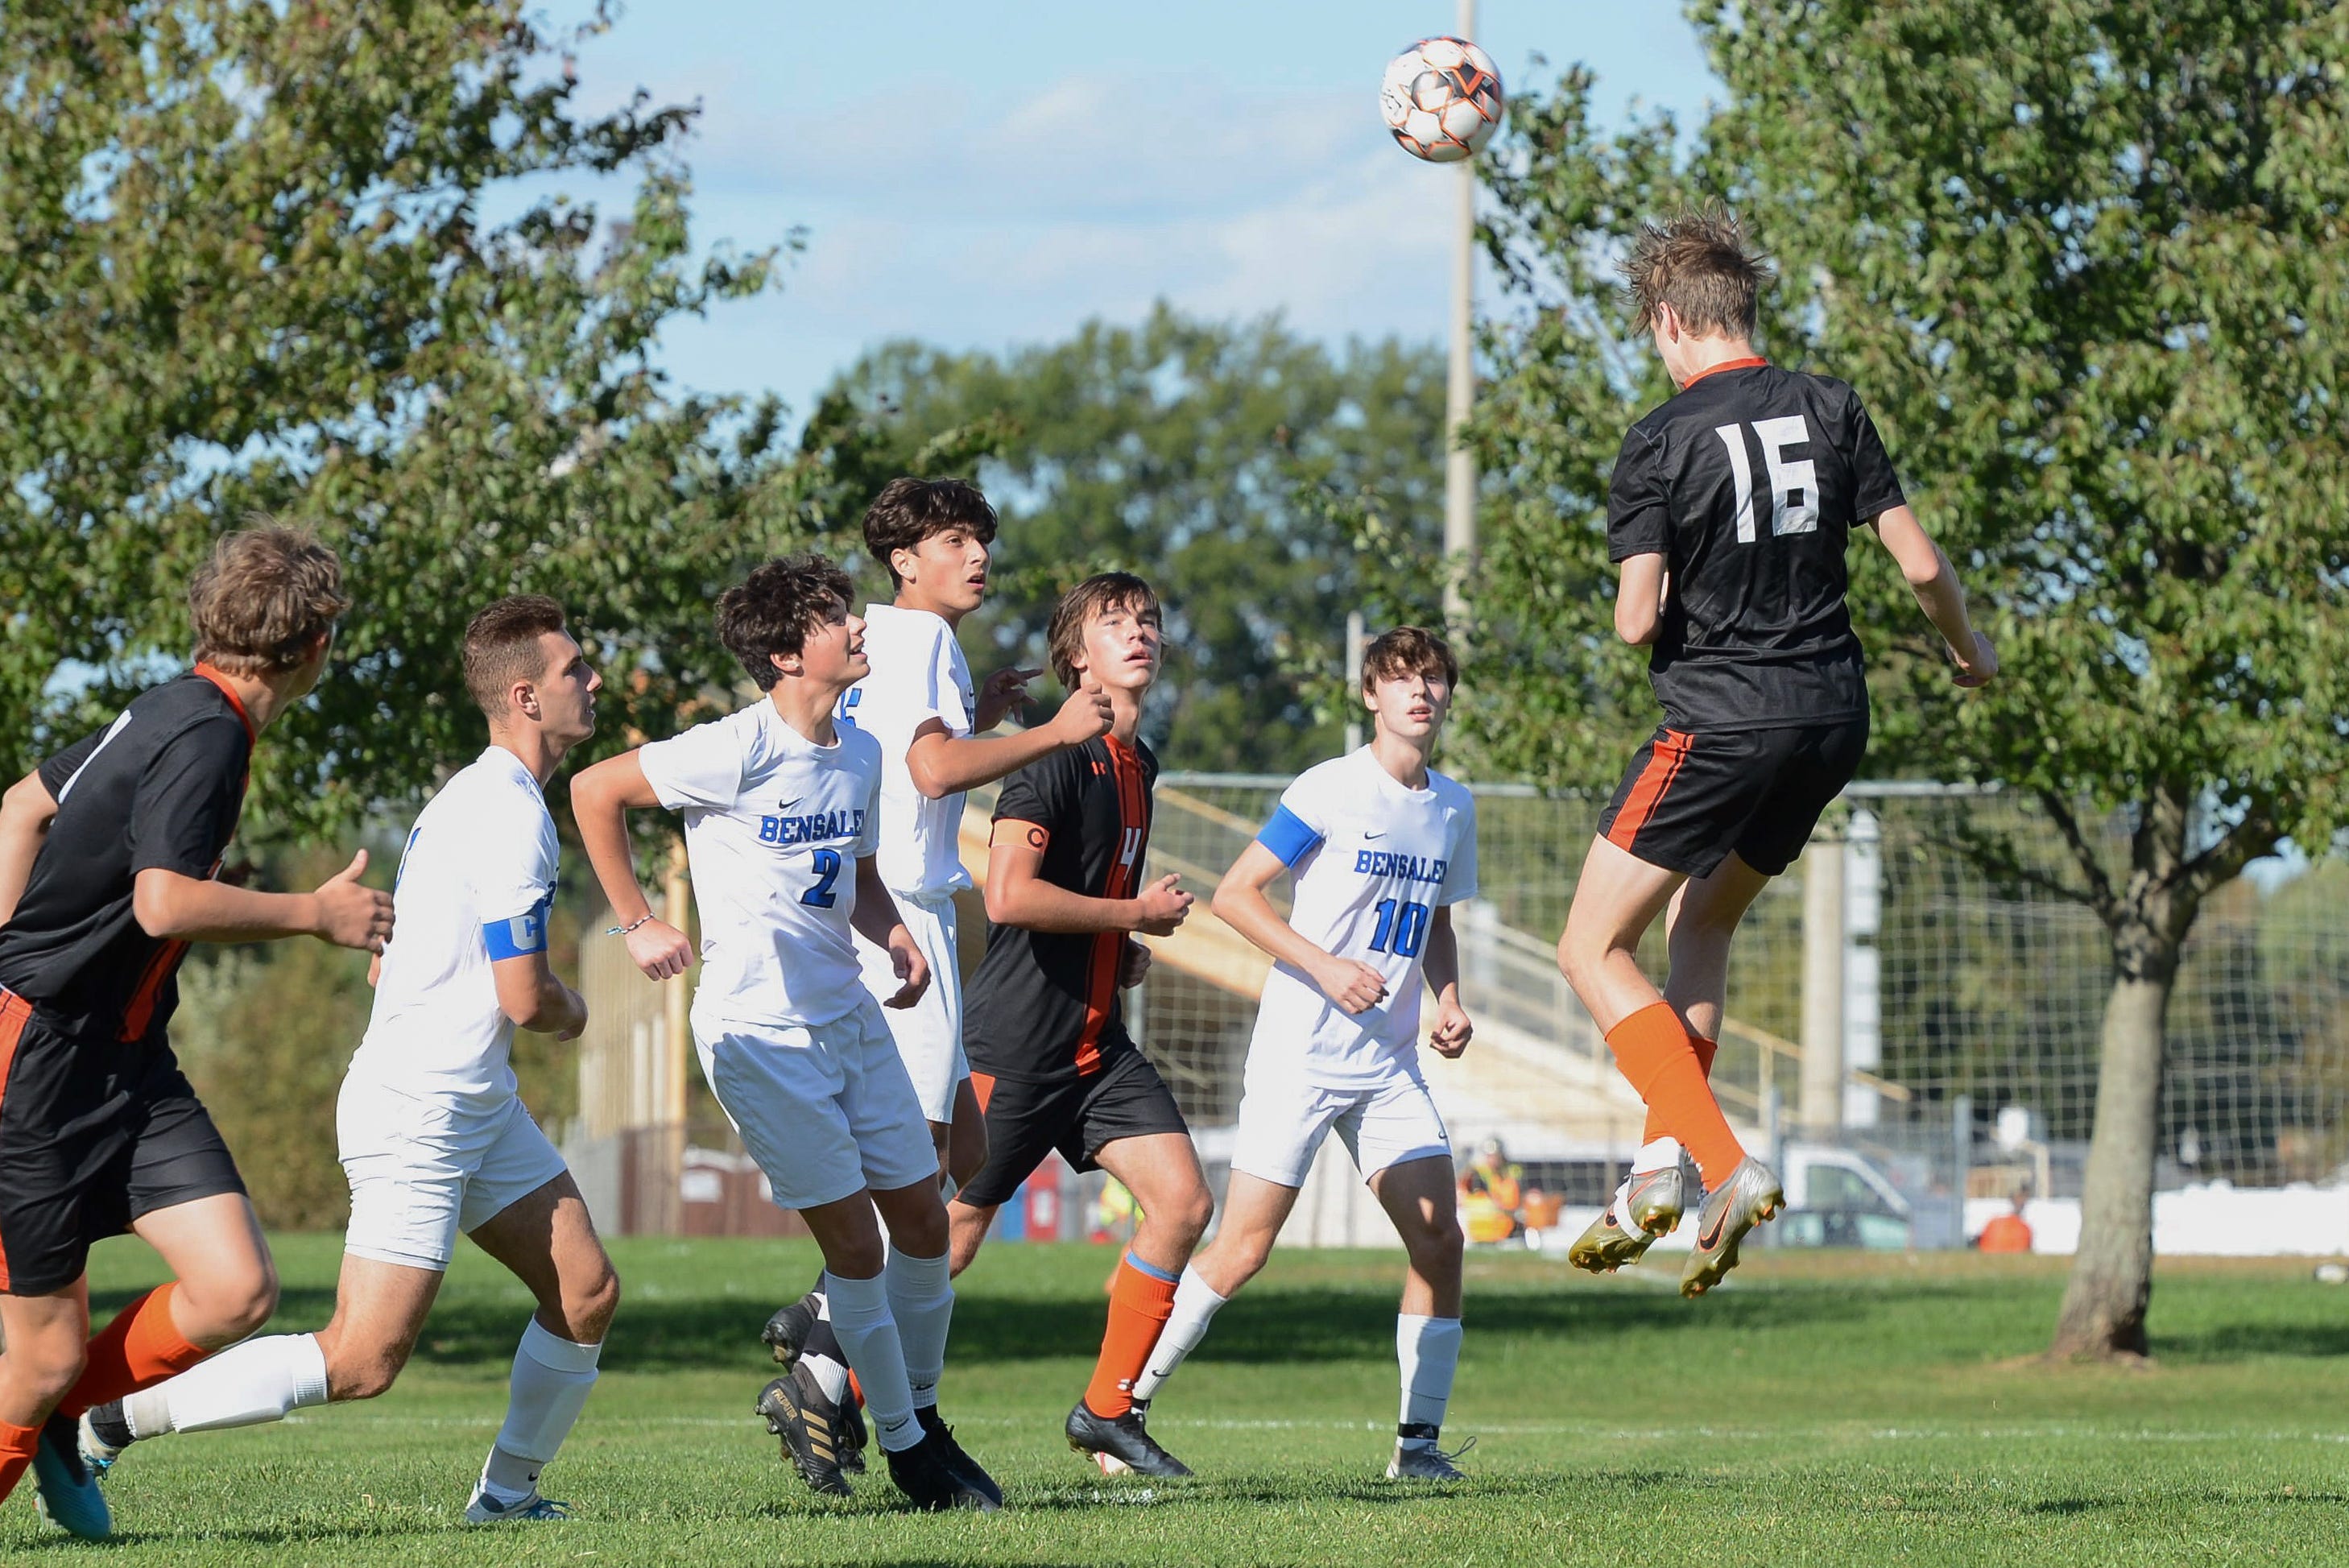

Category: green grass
[7, 1235, 2348, 1565]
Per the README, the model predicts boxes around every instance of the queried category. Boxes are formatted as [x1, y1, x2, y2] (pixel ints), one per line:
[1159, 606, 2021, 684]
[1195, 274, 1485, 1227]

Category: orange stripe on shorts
[1606, 730, 1694, 851]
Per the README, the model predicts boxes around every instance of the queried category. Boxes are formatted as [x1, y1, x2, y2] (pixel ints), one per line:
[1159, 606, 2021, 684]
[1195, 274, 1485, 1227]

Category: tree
[821, 306, 1449, 772]
[1464, 1, 2348, 1357]
[0, 1, 833, 841]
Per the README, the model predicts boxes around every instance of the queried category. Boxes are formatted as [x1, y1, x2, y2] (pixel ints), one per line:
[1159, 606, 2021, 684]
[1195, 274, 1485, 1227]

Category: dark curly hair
[717, 554, 855, 691]
[862, 478, 999, 589]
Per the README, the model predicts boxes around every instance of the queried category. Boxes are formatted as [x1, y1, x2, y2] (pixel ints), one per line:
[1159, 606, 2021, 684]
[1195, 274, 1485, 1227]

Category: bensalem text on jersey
[1249, 748, 1479, 1086]
[637, 701, 883, 1033]
[350, 747, 558, 1112]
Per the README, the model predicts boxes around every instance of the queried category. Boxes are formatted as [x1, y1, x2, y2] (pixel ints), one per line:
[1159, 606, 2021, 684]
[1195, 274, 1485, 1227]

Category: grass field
[5, 1234, 2346, 1565]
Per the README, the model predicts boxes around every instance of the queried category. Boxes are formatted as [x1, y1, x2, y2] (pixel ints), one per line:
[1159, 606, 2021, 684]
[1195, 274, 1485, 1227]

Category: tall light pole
[1441, 0, 1479, 636]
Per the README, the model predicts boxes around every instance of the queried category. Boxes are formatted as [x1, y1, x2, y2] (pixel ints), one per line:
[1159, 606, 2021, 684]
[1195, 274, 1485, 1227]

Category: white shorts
[697, 994, 940, 1211]
[1229, 1057, 1453, 1189]
[856, 888, 967, 1124]
[337, 1081, 569, 1272]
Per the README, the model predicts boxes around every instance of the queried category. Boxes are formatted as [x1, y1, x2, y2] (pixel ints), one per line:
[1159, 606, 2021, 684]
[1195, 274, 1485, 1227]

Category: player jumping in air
[947, 573, 1210, 1479]
[1557, 205, 1995, 1296]
[758, 478, 1112, 1490]
[1130, 627, 1480, 1483]
[0, 528, 391, 1540]
[570, 556, 999, 1512]
[77, 597, 619, 1526]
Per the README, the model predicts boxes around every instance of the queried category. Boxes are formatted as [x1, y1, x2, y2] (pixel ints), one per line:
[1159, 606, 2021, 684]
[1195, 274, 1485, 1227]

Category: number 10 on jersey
[1369, 897, 1429, 958]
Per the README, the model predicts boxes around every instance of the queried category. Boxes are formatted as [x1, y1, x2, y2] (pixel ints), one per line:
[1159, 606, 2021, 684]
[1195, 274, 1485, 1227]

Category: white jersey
[1247, 748, 1479, 1087]
[351, 747, 557, 1113]
[837, 603, 975, 900]
[639, 701, 883, 1032]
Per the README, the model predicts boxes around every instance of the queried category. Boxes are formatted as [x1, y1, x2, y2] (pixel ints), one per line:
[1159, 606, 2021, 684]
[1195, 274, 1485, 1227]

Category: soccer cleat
[1065, 1397, 1193, 1479]
[1681, 1155, 1784, 1298]
[916, 1406, 1002, 1509]
[883, 1428, 1001, 1512]
[463, 1488, 573, 1523]
[1566, 1207, 1656, 1273]
[1623, 1165, 1687, 1235]
[77, 1408, 128, 1477]
[1386, 1426, 1476, 1482]
[761, 1286, 823, 1369]
[757, 1369, 854, 1497]
[31, 1411, 111, 1540]
[839, 1389, 869, 1474]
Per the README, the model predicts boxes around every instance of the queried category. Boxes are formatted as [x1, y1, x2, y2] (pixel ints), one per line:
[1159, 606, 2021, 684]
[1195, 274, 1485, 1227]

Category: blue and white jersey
[1248, 747, 1479, 1086]
[837, 603, 976, 900]
[639, 701, 883, 1032]
[352, 746, 558, 1112]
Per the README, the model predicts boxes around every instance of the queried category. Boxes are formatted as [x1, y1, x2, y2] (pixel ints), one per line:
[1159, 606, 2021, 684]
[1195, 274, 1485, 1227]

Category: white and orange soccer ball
[1379, 36, 1503, 163]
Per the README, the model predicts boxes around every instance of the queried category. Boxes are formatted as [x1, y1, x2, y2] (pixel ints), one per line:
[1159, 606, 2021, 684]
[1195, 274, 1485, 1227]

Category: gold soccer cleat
[1680, 1156, 1784, 1298]
[1568, 1166, 1685, 1274]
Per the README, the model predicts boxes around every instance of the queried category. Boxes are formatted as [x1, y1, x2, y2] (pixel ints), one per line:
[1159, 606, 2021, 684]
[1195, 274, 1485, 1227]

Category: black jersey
[1607, 359, 1906, 731]
[0, 668, 254, 1043]
[964, 734, 1157, 1083]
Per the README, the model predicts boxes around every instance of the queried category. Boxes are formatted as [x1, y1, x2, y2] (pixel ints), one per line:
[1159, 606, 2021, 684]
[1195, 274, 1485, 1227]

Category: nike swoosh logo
[1698, 1208, 1729, 1248]
[1363, 831, 1386, 840]
[777, 797, 803, 811]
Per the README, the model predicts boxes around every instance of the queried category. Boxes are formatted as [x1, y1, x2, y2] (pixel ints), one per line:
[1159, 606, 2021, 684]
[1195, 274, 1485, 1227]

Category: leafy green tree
[0, 1, 833, 840]
[1461, 1, 2347, 1357]
[821, 306, 1449, 772]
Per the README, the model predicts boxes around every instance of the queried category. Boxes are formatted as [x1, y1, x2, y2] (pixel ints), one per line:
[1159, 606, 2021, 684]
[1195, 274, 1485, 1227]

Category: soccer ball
[1379, 36, 1503, 163]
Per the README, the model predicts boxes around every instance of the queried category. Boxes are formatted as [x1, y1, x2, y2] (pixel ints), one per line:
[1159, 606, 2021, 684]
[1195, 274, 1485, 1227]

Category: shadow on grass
[2157, 1322, 2349, 1360]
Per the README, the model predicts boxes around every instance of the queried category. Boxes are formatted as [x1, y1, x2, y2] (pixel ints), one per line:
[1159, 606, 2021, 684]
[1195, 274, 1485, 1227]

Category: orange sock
[846, 1368, 866, 1409]
[1640, 1033, 1718, 1144]
[57, 1282, 210, 1417]
[1085, 1252, 1179, 1418]
[0, 1418, 38, 1506]
[1607, 1004, 1743, 1189]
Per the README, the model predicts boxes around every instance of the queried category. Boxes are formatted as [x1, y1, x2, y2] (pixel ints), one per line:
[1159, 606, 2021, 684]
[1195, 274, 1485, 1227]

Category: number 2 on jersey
[1369, 897, 1430, 958]
[802, 848, 843, 908]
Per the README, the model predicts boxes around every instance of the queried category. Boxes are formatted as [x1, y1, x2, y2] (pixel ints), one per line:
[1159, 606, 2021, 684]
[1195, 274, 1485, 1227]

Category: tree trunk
[2049, 955, 2177, 1359]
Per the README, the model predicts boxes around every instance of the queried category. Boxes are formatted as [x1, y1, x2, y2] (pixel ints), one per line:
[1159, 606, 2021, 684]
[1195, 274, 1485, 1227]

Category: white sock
[884, 1247, 953, 1410]
[122, 1333, 329, 1438]
[1131, 1265, 1228, 1403]
[1396, 1314, 1463, 1438]
[1631, 1137, 1681, 1176]
[825, 1270, 919, 1453]
[478, 1318, 602, 1502]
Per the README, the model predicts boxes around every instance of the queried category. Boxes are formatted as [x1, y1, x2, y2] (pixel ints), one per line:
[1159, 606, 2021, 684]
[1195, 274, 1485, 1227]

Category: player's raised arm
[1211, 840, 1386, 1016]
[569, 750, 693, 980]
[1872, 505, 1997, 687]
[904, 679, 1113, 800]
[982, 821, 1191, 935]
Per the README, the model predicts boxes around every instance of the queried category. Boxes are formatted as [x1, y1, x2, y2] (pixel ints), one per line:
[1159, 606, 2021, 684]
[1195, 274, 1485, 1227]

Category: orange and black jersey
[1608, 359, 1907, 732]
[964, 734, 1156, 1083]
[0, 668, 254, 1044]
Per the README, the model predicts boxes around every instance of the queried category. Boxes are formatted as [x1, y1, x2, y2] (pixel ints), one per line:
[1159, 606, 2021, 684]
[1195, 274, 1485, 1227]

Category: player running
[1557, 205, 1995, 1296]
[570, 555, 999, 1512]
[945, 573, 1211, 1480]
[1130, 627, 1480, 1483]
[76, 596, 619, 1526]
[758, 478, 1111, 1488]
[0, 527, 391, 1540]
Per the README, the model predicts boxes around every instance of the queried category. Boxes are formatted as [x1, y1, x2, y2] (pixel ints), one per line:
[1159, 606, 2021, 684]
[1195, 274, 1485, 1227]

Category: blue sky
[546, 1, 1716, 416]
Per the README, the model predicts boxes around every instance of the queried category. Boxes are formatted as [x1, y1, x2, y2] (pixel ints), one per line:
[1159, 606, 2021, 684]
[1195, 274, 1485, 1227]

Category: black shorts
[0, 991, 247, 1296]
[957, 1046, 1191, 1210]
[1594, 717, 1869, 879]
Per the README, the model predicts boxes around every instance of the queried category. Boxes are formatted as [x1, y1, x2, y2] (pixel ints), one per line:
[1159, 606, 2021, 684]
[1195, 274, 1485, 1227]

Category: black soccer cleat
[755, 1369, 854, 1497]
[761, 1288, 823, 1369]
[838, 1389, 869, 1474]
[916, 1405, 1002, 1508]
[884, 1428, 1001, 1512]
[1065, 1396, 1193, 1479]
